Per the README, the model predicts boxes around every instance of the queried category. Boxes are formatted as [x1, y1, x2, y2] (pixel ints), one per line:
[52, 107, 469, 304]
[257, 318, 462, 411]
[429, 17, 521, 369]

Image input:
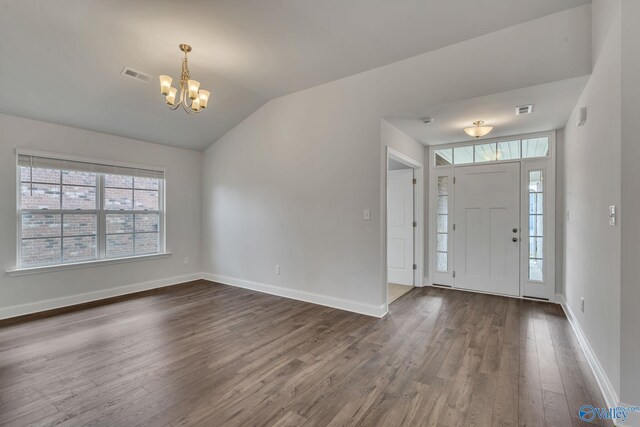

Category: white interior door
[454, 163, 520, 296]
[387, 169, 414, 285]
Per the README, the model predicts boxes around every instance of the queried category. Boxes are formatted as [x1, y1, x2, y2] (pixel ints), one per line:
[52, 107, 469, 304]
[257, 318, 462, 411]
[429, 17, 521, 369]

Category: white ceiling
[0, 0, 590, 150]
[386, 76, 589, 146]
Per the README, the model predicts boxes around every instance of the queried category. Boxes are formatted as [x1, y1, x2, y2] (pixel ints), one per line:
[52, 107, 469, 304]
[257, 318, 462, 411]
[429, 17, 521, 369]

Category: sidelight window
[528, 170, 544, 281]
[436, 176, 449, 272]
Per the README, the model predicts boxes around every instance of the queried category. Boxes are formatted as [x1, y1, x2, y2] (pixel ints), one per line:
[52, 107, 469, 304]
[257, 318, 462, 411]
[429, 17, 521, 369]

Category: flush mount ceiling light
[158, 44, 211, 114]
[464, 120, 493, 139]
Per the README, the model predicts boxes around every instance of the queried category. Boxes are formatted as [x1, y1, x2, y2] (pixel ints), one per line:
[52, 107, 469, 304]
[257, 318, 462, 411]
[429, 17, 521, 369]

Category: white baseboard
[556, 294, 630, 425]
[0, 272, 202, 320]
[202, 273, 387, 318]
[422, 277, 431, 286]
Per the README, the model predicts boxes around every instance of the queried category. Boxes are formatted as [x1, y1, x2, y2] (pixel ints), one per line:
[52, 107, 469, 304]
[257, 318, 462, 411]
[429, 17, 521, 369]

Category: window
[528, 170, 544, 281]
[17, 154, 165, 268]
[433, 136, 550, 166]
[434, 148, 453, 166]
[436, 176, 449, 272]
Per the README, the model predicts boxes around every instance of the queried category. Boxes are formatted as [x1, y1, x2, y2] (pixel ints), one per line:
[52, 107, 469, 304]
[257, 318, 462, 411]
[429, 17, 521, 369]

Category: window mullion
[98, 173, 106, 260]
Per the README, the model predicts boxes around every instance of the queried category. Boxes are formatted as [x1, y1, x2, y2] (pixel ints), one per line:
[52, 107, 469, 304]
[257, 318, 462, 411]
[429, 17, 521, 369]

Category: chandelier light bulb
[166, 87, 177, 105]
[192, 96, 201, 111]
[199, 90, 211, 109]
[159, 75, 172, 95]
[188, 80, 200, 100]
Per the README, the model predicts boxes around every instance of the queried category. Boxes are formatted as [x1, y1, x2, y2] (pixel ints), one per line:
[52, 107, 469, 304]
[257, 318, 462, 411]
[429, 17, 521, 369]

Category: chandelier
[158, 44, 210, 114]
[464, 120, 493, 139]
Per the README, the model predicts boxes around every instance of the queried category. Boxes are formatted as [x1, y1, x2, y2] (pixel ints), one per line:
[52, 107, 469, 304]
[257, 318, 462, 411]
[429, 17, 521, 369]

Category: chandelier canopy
[159, 44, 210, 114]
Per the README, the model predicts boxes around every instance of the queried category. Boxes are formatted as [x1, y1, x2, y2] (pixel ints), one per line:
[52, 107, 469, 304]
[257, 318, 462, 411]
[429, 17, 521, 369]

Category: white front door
[387, 169, 414, 285]
[454, 163, 521, 296]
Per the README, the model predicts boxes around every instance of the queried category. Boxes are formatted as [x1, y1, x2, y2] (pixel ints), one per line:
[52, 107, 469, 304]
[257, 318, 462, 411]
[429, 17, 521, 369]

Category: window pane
[437, 176, 448, 196]
[134, 190, 159, 210]
[63, 214, 97, 237]
[105, 188, 133, 210]
[62, 171, 96, 186]
[437, 214, 448, 233]
[434, 149, 453, 166]
[134, 177, 160, 190]
[529, 215, 543, 237]
[437, 195, 448, 215]
[63, 236, 96, 262]
[474, 143, 497, 163]
[105, 174, 133, 188]
[20, 166, 31, 182]
[453, 146, 474, 165]
[106, 234, 134, 258]
[522, 137, 549, 158]
[497, 140, 521, 160]
[135, 213, 159, 232]
[135, 233, 159, 255]
[437, 234, 448, 252]
[529, 259, 543, 282]
[20, 183, 61, 209]
[106, 214, 133, 234]
[529, 193, 543, 214]
[21, 213, 61, 238]
[436, 252, 448, 272]
[62, 185, 96, 210]
[529, 237, 544, 259]
[21, 238, 61, 267]
[31, 168, 60, 184]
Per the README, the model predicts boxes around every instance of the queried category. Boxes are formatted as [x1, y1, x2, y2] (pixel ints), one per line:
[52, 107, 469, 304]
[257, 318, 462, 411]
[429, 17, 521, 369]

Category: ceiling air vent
[120, 67, 151, 83]
[515, 104, 534, 116]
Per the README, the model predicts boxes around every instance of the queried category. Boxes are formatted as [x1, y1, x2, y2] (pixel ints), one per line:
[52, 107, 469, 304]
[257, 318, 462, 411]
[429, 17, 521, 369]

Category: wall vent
[515, 104, 534, 115]
[120, 67, 151, 83]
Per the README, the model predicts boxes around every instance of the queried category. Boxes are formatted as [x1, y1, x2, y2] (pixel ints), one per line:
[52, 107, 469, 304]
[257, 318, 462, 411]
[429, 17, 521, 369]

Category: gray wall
[0, 113, 203, 315]
[201, 8, 591, 312]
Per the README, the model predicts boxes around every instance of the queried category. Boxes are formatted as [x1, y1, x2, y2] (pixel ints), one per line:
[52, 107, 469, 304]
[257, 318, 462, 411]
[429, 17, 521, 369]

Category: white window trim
[12, 149, 168, 273]
[432, 130, 554, 168]
[6, 252, 172, 277]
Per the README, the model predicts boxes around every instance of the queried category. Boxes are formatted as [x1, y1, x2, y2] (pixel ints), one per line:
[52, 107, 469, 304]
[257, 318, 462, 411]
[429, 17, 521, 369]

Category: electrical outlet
[566, 210, 570, 221]
[274, 265, 280, 275]
[580, 297, 585, 313]
[363, 209, 371, 221]
[183, 256, 190, 265]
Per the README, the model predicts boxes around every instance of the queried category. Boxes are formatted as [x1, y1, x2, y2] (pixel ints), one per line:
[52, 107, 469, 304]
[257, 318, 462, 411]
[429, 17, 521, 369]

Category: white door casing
[454, 162, 521, 296]
[387, 169, 414, 285]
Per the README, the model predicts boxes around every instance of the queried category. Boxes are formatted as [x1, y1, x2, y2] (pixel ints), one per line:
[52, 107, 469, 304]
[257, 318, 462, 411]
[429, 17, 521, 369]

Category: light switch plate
[609, 205, 616, 226]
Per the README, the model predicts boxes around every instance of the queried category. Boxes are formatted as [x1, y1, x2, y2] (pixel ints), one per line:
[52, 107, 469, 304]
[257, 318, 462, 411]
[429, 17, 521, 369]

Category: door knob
[512, 228, 518, 233]
[512, 237, 519, 242]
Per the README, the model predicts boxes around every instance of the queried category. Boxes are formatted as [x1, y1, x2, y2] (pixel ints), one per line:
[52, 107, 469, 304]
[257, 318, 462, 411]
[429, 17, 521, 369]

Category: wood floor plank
[0, 281, 610, 427]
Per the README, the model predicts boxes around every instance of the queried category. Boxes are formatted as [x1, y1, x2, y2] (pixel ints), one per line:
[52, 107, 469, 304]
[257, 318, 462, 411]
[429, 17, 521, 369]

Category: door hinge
[453, 177, 456, 184]
[413, 221, 417, 227]
[413, 264, 417, 270]
[412, 178, 417, 185]
[453, 270, 456, 278]
[453, 223, 456, 231]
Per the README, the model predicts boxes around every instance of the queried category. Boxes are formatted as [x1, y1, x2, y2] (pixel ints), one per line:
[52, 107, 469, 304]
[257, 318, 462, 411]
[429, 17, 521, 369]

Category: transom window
[17, 153, 165, 269]
[434, 137, 550, 166]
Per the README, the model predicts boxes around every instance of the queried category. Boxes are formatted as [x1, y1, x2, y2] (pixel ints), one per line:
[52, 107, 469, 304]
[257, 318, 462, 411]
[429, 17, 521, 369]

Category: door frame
[383, 147, 424, 309]
[428, 130, 556, 302]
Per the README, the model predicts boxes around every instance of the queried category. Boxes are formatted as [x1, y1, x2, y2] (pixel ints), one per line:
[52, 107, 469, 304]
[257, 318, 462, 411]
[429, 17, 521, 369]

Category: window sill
[5, 252, 172, 277]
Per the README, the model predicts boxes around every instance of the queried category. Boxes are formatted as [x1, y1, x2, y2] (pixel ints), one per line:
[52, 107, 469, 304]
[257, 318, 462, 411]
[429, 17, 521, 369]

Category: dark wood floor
[0, 281, 609, 426]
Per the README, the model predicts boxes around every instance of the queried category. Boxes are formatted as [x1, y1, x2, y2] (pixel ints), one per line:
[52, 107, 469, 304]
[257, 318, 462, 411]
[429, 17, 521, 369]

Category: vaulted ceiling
[0, 0, 590, 150]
